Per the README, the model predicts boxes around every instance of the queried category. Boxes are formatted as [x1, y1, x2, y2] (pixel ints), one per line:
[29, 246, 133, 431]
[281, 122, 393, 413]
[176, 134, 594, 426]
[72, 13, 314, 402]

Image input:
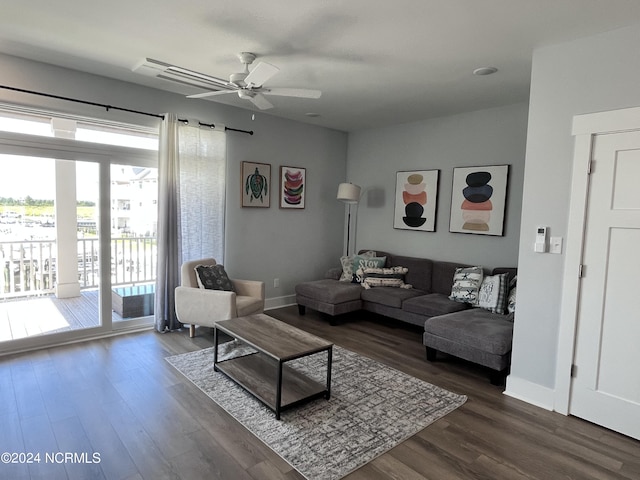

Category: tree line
[0, 196, 95, 207]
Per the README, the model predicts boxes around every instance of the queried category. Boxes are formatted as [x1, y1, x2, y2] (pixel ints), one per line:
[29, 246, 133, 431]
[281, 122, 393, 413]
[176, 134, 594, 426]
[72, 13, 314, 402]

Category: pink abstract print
[279, 166, 306, 209]
[283, 169, 303, 205]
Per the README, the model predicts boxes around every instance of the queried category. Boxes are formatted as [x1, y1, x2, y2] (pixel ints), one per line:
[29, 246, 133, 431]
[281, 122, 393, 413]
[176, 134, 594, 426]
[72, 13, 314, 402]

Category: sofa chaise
[295, 249, 516, 384]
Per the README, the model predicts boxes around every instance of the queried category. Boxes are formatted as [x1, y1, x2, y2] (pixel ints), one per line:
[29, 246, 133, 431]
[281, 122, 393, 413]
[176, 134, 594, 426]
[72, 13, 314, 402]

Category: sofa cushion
[402, 293, 471, 317]
[295, 279, 363, 304]
[424, 308, 513, 355]
[431, 261, 472, 295]
[361, 287, 425, 309]
[386, 255, 433, 292]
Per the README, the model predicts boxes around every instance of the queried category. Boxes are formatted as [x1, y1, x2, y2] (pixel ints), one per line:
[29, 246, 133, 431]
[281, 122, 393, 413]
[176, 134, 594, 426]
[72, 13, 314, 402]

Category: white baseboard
[264, 294, 297, 311]
[504, 375, 555, 411]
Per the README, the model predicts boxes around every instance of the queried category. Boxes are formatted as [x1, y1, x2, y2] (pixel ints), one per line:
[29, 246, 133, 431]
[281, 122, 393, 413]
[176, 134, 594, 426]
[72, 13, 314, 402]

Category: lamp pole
[346, 203, 352, 256]
[337, 183, 361, 256]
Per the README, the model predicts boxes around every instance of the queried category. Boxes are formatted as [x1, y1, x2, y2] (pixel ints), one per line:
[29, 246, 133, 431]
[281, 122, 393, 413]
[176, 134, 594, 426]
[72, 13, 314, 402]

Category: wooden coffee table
[213, 314, 333, 420]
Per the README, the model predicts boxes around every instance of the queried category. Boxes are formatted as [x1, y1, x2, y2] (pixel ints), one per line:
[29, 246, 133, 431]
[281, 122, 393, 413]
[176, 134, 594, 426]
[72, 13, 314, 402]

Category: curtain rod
[0, 84, 254, 135]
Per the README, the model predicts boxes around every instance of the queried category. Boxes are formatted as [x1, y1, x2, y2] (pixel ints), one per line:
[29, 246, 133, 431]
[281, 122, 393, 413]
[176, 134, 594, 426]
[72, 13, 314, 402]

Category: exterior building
[110, 166, 157, 238]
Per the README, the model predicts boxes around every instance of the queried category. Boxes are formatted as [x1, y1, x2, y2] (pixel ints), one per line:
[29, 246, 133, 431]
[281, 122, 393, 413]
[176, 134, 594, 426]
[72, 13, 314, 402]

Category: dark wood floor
[0, 306, 638, 480]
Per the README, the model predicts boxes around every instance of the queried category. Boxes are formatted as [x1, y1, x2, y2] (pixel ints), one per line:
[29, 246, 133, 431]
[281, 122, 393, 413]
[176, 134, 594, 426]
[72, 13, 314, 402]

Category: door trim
[556, 105, 640, 414]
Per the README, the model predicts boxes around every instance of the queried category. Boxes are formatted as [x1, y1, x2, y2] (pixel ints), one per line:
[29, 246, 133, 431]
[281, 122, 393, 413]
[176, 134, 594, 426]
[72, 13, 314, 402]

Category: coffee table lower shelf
[214, 352, 330, 420]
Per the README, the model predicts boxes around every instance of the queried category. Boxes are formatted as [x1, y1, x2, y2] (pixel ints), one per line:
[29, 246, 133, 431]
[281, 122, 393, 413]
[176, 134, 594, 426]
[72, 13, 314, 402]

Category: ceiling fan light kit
[237, 51, 256, 65]
[134, 52, 321, 111]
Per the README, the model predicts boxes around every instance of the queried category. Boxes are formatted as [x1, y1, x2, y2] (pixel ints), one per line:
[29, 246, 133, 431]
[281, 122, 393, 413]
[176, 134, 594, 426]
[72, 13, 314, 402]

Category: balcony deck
[0, 289, 131, 342]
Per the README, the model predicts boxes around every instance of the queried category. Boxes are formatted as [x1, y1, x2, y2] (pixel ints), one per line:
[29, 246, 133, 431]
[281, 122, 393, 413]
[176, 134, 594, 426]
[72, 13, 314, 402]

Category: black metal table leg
[326, 346, 333, 399]
[275, 360, 283, 420]
[213, 326, 219, 372]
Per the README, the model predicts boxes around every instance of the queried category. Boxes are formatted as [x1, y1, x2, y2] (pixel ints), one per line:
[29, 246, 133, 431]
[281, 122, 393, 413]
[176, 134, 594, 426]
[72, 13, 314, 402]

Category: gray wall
[509, 23, 640, 396]
[0, 53, 348, 305]
[347, 102, 528, 268]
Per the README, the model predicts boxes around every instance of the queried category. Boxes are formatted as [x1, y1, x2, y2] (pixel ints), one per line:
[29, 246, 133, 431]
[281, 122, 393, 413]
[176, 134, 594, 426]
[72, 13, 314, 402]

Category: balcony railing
[1, 237, 157, 298]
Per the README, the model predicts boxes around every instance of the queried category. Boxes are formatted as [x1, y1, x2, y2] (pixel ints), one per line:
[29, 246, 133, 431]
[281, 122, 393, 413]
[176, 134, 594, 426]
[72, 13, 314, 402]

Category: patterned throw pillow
[449, 266, 483, 304]
[194, 264, 236, 292]
[507, 287, 517, 314]
[360, 266, 413, 290]
[352, 256, 386, 283]
[506, 275, 517, 314]
[477, 273, 509, 314]
[339, 250, 376, 282]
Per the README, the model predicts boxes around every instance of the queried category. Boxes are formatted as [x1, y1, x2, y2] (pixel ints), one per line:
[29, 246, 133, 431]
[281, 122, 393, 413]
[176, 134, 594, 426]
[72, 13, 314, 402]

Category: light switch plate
[550, 236, 563, 254]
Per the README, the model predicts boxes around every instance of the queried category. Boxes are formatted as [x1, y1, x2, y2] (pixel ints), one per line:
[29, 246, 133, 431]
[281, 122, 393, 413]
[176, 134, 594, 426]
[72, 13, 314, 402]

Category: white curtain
[155, 114, 227, 332]
[178, 122, 226, 262]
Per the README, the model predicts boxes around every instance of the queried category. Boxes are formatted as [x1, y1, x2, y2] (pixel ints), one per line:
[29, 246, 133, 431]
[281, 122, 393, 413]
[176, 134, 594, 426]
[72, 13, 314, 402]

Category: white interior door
[569, 129, 640, 440]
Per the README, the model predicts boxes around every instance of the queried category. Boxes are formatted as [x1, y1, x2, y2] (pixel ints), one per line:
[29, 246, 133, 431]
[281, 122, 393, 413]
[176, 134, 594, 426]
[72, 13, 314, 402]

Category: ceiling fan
[184, 52, 321, 110]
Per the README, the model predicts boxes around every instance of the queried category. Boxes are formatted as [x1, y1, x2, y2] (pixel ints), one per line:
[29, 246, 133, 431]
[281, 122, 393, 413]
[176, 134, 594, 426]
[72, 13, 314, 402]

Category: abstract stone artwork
[449, 165, 509, 236]
[394, 170, 440, 231]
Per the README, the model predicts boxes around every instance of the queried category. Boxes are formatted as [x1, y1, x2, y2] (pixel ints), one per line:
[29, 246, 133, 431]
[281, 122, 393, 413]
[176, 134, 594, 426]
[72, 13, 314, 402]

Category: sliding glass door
[109, 162, 158, 329]
[0, 129, 157, 353]
[0, 153, 104, 345]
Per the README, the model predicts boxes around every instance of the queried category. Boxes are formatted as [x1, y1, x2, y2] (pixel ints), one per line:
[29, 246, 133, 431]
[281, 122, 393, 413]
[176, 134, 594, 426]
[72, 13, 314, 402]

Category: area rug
[166, 342, 466, 480]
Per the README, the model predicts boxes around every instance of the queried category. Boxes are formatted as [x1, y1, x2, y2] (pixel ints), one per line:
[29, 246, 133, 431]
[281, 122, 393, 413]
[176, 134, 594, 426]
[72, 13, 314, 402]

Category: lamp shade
[337, 183, 361, 204]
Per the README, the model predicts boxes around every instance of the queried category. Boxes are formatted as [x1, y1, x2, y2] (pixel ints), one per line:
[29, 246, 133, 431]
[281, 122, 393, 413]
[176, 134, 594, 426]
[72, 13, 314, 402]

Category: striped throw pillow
[360, 266, 412, 290]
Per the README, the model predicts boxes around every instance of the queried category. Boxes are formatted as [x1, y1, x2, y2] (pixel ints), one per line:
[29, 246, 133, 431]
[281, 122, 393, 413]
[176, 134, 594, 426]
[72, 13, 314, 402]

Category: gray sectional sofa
[295, 249, 516, 384]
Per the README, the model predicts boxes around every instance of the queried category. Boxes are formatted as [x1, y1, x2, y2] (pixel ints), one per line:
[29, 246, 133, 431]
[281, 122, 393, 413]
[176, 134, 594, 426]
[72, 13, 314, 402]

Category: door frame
[555, 105, 640, 414]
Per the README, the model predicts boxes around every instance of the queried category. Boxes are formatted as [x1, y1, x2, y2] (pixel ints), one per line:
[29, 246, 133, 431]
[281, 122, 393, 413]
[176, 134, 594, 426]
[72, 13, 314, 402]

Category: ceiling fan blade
[262, 88, 322, 99]
[187, 90, 236, 99]
[249, 93, 274, 110]
[244, 62, 279, 87]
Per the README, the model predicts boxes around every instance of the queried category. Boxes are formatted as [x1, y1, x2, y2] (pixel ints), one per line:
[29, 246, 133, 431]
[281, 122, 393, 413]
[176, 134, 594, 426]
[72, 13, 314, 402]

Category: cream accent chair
[175, 258, 265, 338]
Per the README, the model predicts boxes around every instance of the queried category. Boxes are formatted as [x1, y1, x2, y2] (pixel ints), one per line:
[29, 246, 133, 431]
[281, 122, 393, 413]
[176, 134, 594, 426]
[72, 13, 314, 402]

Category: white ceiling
[2, 0, 640, 132]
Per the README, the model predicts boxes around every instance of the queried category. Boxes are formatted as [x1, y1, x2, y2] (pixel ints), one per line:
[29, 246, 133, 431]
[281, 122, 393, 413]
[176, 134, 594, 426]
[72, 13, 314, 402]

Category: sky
[0, 155, 99, 202]
[0, 115, 156, 203]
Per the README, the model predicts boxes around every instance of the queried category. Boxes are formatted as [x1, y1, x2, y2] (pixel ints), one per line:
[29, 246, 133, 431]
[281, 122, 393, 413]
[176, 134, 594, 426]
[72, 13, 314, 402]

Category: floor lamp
[337, 182, 361, 256]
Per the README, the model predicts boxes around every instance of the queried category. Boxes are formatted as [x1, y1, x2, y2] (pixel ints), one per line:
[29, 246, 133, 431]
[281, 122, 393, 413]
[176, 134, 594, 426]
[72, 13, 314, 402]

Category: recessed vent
[132, 58, 229, 91]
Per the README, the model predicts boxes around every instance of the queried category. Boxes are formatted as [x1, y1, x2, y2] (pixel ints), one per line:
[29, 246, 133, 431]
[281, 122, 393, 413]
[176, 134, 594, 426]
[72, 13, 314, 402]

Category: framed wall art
[449, 164, 509, 236]
[393, 170, 439, 232]
[242, 161, 271, 208]
[279, 166, 306, 209]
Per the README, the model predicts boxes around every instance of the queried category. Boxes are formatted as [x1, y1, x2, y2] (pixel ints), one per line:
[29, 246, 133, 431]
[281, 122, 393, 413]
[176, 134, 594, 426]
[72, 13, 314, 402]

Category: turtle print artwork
[449, 165, 509, 236]
[241, 161, 271, 207]
[247, 168, 268, 201]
